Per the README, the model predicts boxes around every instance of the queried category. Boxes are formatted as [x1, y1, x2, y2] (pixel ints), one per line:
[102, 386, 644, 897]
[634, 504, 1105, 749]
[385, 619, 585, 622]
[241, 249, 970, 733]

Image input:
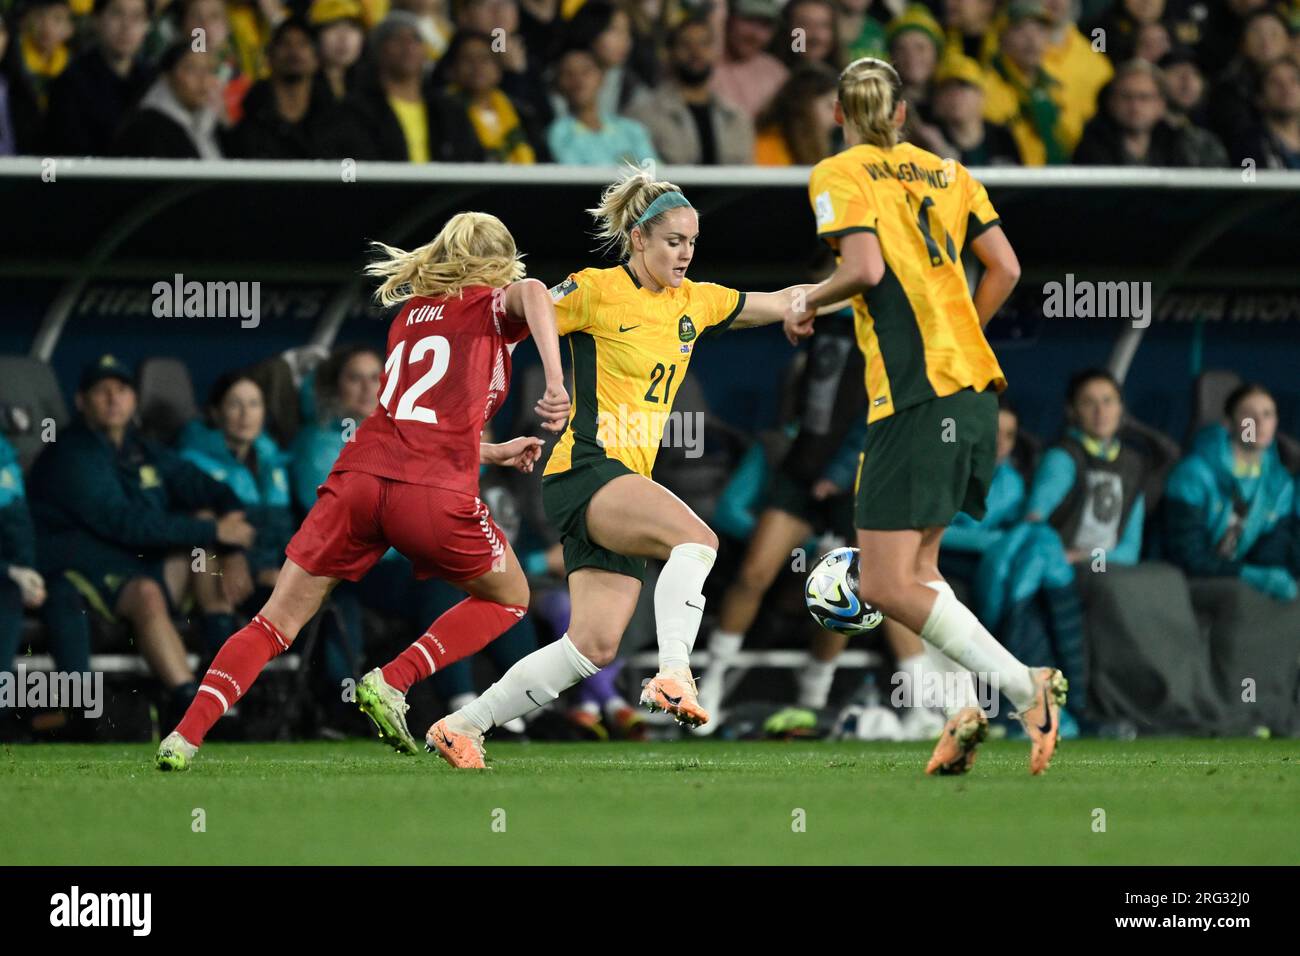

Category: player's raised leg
[157, 559, 338, 770]
[857, 526, 1065, 774]
[361, 535, 530, 756]
[428, 567, 637, 768]
[584, 473, 718, 726]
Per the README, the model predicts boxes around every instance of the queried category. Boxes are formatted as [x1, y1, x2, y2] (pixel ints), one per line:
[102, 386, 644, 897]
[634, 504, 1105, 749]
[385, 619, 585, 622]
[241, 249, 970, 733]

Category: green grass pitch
[2, 739, 1296, 865]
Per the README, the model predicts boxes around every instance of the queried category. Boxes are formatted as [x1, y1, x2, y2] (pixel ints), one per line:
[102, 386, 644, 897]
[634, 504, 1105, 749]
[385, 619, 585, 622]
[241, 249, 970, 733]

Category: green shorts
[855, 387, 998, 531]
[541, 458, 646, 582]
[64, 560, 171, 624]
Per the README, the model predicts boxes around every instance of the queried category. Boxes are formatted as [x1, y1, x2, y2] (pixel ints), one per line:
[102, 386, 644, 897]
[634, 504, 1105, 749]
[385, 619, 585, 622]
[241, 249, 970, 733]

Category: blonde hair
[588, 164, 687, 260]
[364, 211, 525, 306]
[838, 57, 903, 149]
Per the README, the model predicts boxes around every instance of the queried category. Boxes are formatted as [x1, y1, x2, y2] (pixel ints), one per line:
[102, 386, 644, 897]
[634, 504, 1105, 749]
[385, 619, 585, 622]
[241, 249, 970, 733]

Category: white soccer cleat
[356, 668, 419, 755]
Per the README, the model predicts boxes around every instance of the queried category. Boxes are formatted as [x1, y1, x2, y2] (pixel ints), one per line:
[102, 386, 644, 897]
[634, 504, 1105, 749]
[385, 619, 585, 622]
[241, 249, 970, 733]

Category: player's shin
[453, 634, 599, 734]
[919, 584, 1035, 710]
[654, 542, 717, 671]
[174, 614, 290, 747]
[920, 581, 981, 718]
[381, 597, 528, 693]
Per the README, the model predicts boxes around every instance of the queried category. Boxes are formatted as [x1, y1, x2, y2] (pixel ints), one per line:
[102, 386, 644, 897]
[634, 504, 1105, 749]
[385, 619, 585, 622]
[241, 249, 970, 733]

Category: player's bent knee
[567, 629, 620, 668]
[673, 523, 718, 553]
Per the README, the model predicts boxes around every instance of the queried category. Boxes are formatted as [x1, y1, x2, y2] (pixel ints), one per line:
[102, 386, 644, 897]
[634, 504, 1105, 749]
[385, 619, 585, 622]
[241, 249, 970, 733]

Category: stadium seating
[0, 356, 70, 471]
[137, 356, 198, 446]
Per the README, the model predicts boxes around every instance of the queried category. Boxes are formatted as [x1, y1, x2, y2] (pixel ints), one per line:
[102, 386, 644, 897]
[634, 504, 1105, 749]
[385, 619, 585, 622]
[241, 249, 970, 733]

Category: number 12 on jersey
[380, 335, 450, 423]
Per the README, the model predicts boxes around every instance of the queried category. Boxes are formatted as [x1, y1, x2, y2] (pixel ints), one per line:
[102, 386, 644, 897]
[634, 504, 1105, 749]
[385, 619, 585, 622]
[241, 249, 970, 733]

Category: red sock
[176, 614, 289, 746]
[381, 598, 526, 693]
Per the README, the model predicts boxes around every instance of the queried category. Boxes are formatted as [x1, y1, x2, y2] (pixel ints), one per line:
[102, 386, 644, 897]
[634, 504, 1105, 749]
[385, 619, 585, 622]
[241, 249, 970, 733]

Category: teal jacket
[1163, 423, 1296, 599]
[289, 419, 345, 513]
[944, 458, 1027, 554]
[0, 434, 35, 579]
[178, 421, 294, 575]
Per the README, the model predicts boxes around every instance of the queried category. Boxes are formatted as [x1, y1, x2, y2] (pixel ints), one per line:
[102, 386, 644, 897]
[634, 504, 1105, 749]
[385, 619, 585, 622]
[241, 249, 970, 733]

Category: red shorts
[285, 470, 506, 582]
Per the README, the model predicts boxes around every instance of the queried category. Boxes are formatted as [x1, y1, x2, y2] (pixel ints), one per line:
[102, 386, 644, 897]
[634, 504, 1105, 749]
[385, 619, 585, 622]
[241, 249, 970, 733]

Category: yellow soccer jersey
[543, 264, 745, 479]
[809, 141, 1007, 424]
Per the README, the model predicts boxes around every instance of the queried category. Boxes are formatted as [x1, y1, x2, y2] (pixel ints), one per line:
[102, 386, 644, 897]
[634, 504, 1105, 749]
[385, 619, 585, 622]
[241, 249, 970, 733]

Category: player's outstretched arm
[503, 278, 570, 431]
[481, 436, 545, 473]
[782, 231, 884, 344]
[968, 225, 1021, 329]
[729, 284, 820, 332]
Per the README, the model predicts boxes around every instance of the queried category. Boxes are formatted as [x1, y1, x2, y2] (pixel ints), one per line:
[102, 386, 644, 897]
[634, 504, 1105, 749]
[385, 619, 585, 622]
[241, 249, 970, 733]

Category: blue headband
[634, 191, 693, 228]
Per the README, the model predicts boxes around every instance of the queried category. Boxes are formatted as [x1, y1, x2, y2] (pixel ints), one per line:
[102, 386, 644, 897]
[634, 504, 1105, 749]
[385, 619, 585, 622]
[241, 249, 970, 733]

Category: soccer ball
[804, 547, 884, 635]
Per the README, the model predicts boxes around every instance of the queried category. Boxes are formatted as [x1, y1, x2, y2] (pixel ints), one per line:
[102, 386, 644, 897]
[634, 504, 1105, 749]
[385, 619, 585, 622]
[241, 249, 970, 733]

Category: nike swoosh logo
[1036, 686, 1054, 735]
[526, 690, 545, 707]
[685, 600, 702, 611]
[618, 324, 640, 332]
[662, 691, 682, 706]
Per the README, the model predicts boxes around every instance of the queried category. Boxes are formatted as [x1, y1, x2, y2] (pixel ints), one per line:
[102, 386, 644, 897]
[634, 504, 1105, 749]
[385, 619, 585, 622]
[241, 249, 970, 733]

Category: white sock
[798, 658, 837, 709]
[710, 629, 744, 662]
[655, 542, 717, 671]
[920, 584, 1035, 710]
[448, 692, 476, 714]
[921, 581, 981, 717]
[458, 635, 599, 733]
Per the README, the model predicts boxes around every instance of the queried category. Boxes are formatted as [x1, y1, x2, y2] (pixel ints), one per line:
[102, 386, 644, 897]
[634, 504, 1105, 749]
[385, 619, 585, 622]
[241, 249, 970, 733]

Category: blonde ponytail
[364, 211, 525, 306]
[838, 57, 903, 149]
[588, 164, 686, 260]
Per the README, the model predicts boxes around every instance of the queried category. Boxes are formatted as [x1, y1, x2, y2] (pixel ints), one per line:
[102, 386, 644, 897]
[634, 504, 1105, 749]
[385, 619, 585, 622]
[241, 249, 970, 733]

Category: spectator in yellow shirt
[1041, 0, 1112, 130]
[982, 0, 1082, 164]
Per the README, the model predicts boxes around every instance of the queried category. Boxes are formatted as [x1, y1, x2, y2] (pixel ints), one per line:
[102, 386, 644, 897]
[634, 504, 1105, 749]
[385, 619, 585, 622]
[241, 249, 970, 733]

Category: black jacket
[351, 81, 484, 162]
[110, 108, 203, 158]
[30, 421, 243, 575]
[1073, 112, 1210, 167]
[226, 78, 377, 159]
[45, 51, 154, 156]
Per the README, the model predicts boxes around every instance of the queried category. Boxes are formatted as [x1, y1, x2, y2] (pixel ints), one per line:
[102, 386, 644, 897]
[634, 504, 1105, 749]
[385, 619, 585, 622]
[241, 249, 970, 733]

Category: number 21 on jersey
[380, 335, 450, 423]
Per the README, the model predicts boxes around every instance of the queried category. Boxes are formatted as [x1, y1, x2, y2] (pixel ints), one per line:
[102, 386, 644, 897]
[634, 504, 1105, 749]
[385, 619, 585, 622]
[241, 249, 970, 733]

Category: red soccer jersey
[331, 285, 530, 496]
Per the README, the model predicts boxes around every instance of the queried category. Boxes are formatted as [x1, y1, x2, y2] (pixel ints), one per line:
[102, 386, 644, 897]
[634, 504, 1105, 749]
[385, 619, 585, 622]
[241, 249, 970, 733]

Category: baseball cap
[79, 354, 135, 392]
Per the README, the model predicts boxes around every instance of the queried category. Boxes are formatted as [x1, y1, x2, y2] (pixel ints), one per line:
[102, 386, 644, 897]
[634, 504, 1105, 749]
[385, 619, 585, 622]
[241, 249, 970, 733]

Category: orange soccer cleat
[426, 717, 488, 770]
[639, 669, 710, 728]
[925, 707, 989, 776]
[1014, 668, 1069, 775]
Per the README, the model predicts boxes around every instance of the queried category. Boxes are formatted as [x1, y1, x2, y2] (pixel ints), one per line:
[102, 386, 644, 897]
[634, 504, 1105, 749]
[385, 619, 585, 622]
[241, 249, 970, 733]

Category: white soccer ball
[804, 546, 884, 635]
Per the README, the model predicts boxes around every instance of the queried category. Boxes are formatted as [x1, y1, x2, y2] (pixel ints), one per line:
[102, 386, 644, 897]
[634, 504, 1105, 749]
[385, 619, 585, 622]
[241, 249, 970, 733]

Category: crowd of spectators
[1, 0, 1297, 167]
